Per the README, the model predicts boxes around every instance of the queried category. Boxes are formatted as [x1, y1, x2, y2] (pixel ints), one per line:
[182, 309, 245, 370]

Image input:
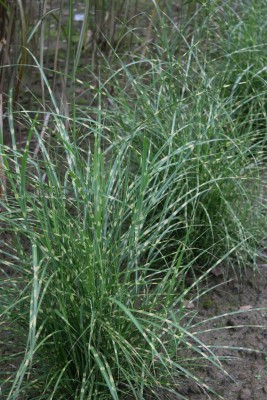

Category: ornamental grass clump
[0, 87, 228, 399]
[1, 2, 266, 399]
[101, 42, 265, 271]
[1, 59, 265, 398]
[201, 0, 267, 147]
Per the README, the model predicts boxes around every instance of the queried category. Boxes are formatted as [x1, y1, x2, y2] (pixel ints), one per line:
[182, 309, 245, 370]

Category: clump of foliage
[0, 1, 266, 399]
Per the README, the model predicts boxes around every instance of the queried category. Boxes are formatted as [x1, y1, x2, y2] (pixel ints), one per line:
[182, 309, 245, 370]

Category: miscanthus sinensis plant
[0, 88, 230, 399]
[0, 2, 266, 399]
[192, 0, 267, 146]
[92, 15, 265, 271]
[1, 66, 265, 400]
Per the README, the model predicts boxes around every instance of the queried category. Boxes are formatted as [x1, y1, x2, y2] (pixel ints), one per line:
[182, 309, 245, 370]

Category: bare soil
[177, 252, 267, 400]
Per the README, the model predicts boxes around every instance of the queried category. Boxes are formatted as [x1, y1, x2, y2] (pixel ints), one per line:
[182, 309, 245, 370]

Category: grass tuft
[0, 1, 266, 399]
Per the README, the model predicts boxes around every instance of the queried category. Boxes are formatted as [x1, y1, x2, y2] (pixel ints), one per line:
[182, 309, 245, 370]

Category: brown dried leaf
[184, 300, 195, 309]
